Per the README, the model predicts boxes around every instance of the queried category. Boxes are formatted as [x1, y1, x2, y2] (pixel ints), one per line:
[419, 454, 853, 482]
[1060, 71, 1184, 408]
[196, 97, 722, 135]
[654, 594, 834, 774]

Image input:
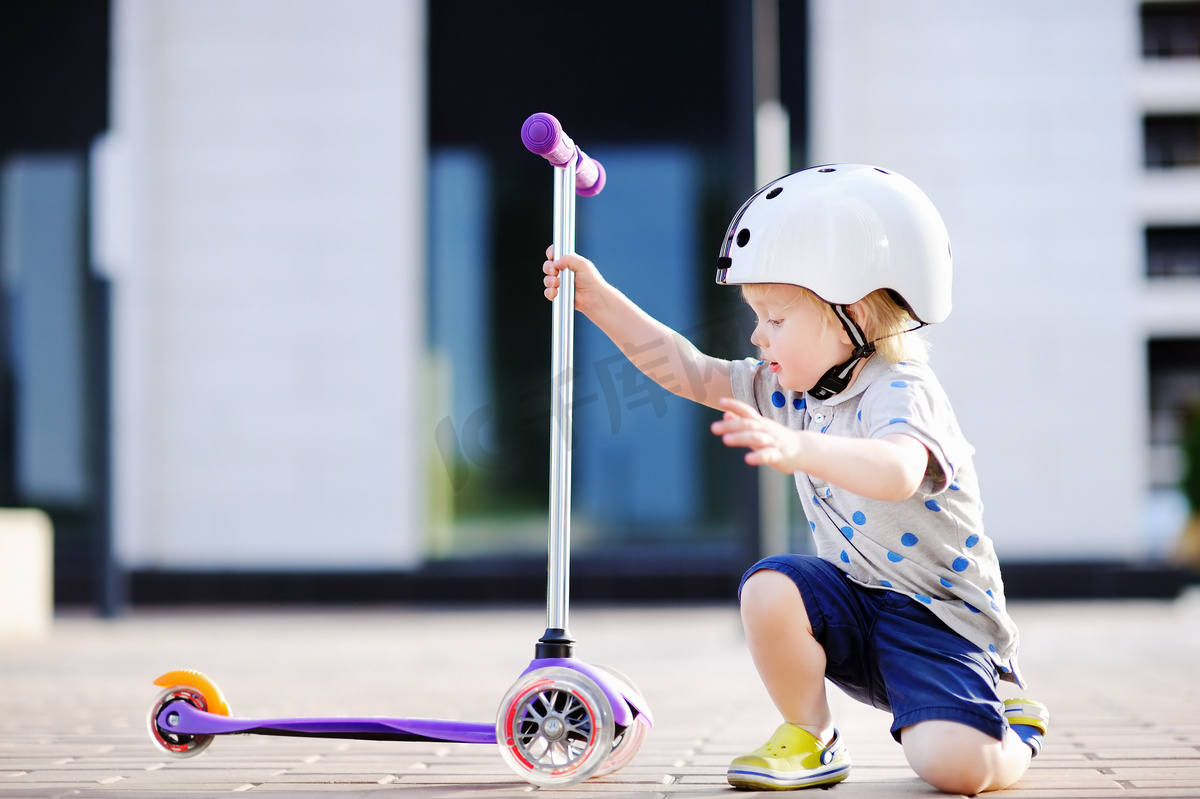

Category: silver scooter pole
[521, 113, 606, 657]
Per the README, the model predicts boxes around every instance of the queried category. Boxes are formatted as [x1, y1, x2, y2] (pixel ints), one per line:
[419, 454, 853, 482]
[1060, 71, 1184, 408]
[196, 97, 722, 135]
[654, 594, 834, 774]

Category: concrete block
[0, 508, 53, 637]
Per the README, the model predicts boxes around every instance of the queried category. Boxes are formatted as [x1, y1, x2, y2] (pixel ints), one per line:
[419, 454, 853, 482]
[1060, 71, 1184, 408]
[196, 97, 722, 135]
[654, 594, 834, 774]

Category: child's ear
[839, 301, 867, 345]
[846, 300, 868, 328]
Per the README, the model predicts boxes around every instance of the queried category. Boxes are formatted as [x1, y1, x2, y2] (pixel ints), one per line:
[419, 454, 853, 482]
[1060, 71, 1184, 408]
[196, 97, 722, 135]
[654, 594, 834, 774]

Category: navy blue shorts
[741, 554, 1007, 743]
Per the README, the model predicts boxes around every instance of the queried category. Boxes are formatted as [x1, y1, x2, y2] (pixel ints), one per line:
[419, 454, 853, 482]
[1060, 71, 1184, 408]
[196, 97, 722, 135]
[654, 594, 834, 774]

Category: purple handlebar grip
[522, 112, 605, 196]
[575, 151, 606, 197]
[522, 113, 573, 166]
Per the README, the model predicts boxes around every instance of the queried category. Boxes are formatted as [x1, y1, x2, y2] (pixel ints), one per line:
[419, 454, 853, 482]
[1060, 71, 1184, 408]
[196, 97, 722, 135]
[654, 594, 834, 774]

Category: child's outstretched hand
[711, 397, 804, 474]
[543, 247, 608, 316]
[713, 397, 931, 500]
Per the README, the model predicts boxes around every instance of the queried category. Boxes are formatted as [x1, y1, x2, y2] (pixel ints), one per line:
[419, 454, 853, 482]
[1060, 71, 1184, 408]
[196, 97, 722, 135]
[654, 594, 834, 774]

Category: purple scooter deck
[157, 701, 497, 745]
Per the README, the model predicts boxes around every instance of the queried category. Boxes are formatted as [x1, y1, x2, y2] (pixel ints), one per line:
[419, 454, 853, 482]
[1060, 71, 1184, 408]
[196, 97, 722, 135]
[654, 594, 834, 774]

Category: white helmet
[715, 164, 952, 325]
[716, 164, 952, 398]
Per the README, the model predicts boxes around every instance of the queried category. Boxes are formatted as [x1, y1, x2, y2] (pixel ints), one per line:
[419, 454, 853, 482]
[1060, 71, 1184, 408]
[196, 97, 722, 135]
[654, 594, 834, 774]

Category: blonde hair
[740, 283, 928, 364]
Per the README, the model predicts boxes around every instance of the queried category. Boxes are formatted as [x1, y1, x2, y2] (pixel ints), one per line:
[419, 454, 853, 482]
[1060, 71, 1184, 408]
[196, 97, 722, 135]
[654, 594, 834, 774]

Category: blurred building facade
[1140, 1, 1200, 554]
[2, 1, 1199, 601]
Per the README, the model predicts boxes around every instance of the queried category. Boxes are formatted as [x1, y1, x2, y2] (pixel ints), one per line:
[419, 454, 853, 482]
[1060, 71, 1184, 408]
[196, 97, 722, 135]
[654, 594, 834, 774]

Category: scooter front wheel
[496, 667, 615, 787]
[147, 685, 216, 758]
[590, 665, 650, 779]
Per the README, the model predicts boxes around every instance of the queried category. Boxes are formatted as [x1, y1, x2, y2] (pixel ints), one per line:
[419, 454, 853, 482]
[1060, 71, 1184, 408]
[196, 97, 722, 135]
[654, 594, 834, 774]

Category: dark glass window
[1147, 226, 1200, 276]
[0, 1, 113, 607]
[1142, 2, 1200, 58]
[426, 0, 812, 565]
[1145, 115, 1200, 168]
[1149, 339, 1200, 489]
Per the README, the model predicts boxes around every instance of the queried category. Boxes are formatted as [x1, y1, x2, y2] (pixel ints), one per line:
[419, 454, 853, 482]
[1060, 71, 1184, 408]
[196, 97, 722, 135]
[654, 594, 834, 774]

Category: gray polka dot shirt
[731, 355, 1022, 685]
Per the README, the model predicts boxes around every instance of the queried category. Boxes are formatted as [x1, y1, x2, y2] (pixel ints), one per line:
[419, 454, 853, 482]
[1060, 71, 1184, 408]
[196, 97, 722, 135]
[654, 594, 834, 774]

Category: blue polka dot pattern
[857, 410, 862, 421]
[880, 580, 893, 588]
[964, 534, 979, 548]
[891, 380, 908, 388]
[901, 532, 919, 547]
[952, 557, 970, 572]
[810, 521, 816, 531]
[925, 500, 941, 512]
[771, 391, 785, 408]
[915, 594, 932, 604]
[840, 526, 854, 540]
[940, 577, 954, 588]
[950, 481, 961, 491]
[852, 511, 866, 525]
[889, 417, 908, 424]
[812, 495, 820, 505]
[794, 397, 806, 410]
[887, 551, 904, 563]
[964, 601, 980, 613]
[840, 550, 850, 563]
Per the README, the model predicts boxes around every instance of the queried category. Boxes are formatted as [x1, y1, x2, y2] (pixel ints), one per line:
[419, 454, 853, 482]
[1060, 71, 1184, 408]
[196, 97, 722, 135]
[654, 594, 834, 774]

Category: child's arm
[543, 250, 734, 410]
[711, 398, 929, 502]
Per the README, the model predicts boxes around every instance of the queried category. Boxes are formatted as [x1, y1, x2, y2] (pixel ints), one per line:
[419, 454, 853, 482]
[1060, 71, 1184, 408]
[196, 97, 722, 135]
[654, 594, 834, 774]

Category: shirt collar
[806, 355, 888, 407]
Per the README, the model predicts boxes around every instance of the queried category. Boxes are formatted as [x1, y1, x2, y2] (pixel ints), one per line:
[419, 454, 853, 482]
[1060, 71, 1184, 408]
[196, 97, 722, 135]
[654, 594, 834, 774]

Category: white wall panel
[810, 1, 1143, 558]
[102, 0, 426, 569]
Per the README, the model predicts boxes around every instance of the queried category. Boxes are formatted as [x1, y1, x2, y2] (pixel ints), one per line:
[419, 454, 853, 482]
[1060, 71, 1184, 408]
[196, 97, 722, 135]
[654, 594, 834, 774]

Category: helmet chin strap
[808, 305, 876, 400]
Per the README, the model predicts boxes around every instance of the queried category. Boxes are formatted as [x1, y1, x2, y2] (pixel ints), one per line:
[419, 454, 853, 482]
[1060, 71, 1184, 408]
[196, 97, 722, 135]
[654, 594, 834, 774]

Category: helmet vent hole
[736, 229, 751, 247]
[818, 168, 835, 173]
[766, 187, 783, 199]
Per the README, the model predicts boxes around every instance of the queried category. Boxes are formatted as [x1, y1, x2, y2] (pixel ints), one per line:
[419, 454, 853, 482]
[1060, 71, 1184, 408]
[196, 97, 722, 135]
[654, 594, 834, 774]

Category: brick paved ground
[2, 589, 1199, 798]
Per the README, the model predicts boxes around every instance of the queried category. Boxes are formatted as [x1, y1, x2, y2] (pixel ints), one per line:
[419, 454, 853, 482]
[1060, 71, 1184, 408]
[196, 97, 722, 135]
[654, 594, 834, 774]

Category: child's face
[745, 287, 854, 394]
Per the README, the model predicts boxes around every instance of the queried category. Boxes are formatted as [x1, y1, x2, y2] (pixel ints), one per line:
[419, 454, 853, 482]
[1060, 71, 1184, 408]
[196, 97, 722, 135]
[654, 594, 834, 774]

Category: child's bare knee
[902, 722, 996, 795]
[740, 570, 806, 623]
[741, 569, 787, 602]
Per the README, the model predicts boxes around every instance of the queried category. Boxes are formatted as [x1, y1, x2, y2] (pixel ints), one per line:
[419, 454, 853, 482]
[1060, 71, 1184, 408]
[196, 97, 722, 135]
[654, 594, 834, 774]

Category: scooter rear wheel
[496, 667, 615, 787]
[147, 686, 215, 758]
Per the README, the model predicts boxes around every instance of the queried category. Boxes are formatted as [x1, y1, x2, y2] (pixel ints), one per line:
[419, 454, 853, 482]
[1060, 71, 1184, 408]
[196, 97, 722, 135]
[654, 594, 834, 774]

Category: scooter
[146, 113, 652, 788]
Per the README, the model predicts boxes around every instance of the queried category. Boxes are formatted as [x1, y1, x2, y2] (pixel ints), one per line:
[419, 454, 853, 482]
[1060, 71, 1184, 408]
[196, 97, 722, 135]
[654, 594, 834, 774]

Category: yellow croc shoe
[727, 724, 850, 790]
[1004, 698, 1049, 757]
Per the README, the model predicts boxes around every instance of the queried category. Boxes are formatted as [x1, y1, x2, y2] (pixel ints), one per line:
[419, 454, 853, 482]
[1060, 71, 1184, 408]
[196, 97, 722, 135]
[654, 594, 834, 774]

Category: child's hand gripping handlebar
[521, 112, 606, 197]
